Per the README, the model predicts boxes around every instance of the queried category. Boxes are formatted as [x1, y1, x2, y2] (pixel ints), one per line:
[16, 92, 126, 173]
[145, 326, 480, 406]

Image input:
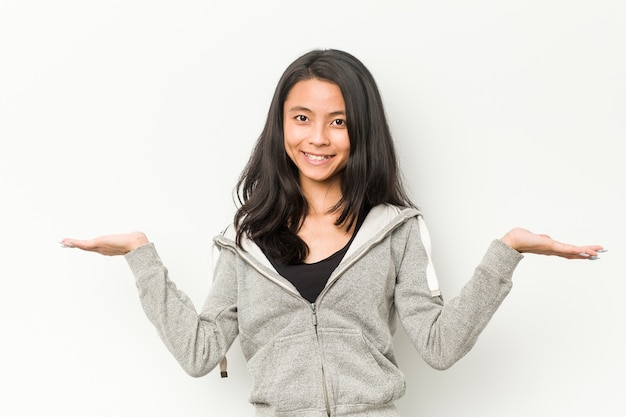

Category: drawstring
[219, 356, 228, 378]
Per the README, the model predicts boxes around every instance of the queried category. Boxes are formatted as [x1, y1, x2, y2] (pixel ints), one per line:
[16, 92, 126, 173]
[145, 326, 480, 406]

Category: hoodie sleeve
[394, 217, 523, 370]
[125, 243, 238, 377]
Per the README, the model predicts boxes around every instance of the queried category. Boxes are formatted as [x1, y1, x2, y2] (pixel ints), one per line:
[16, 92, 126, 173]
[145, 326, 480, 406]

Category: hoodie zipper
[214, 216, 413, 415]
[311, 303, 332, 417]
[221, 245, 333, 414]
[214, 234, 392, 416]
[214, 218, 400, 417]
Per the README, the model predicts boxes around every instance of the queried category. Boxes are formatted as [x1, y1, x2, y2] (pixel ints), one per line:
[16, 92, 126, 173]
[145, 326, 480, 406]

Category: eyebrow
[286, 105, 346, 116]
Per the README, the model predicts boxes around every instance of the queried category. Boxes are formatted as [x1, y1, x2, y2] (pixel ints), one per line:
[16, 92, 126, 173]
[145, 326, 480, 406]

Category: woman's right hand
[60, 232, 149, 256]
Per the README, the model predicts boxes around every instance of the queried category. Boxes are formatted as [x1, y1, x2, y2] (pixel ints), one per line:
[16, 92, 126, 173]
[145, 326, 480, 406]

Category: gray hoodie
[125, 205, 523, 416]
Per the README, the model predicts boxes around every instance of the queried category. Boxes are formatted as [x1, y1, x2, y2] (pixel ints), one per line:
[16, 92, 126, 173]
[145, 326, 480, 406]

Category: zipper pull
[310, 303, 318, 327]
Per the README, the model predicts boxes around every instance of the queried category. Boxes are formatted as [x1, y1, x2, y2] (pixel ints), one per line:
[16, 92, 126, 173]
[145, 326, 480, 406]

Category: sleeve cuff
[124, 243, 164, 281]
[480, 239, 524, 281]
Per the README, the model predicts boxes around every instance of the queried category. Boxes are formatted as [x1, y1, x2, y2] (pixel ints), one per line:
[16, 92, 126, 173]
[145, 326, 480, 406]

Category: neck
[300, 177, 343, 216]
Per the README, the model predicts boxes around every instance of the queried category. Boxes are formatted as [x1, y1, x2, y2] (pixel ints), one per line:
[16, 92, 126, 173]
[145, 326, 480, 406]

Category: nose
[308, 123, 329, 147]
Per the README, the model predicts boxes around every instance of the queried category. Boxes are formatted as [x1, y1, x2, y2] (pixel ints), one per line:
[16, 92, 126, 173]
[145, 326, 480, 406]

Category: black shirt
[266, 211, 368, 303]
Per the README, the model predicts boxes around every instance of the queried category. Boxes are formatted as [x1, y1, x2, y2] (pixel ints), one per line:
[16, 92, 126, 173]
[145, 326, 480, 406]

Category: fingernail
[59, 241, 74, 248]
[578, 253, 590, 257]
[588, 256, 599, 260]
[597, 249, 608, 253]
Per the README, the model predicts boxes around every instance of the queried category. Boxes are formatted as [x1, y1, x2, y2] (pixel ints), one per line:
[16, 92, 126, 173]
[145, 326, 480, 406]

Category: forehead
[284, 79, 345, 108]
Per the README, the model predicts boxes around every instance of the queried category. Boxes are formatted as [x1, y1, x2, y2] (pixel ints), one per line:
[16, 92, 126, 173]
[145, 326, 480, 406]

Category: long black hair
[234, 49, 414, 263]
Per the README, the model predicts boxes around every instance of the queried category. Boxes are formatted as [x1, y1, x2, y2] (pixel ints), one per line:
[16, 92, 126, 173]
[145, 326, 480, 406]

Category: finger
[558, 249, 594, 260]
[60, 238, 83, 248]
[59, 239, 75, 248]
[60, 238, 97, 251]
[548, 241, 600, 260]
[553, 241, 582, 254]
[573, 247, 606, 261]
[577, 245, 605, 257]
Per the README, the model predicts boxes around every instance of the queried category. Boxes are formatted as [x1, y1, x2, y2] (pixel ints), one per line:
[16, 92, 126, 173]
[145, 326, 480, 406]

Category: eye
[331, 118, 346, 127]
[295, 115, 308, 122]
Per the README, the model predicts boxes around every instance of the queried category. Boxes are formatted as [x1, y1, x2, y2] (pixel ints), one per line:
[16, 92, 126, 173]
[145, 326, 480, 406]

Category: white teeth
[304, 152, 329, 161]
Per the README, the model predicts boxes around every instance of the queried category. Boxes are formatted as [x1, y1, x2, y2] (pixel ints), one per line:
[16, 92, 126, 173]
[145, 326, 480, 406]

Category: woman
[61, 49, 603, 417]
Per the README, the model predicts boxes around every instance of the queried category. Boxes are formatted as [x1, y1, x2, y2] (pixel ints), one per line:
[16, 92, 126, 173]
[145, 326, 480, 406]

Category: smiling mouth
[303, 152, 333, 161]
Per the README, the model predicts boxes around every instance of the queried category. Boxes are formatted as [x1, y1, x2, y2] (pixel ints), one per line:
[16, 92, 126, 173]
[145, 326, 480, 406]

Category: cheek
[283, 124, 304, 150]
[335, 132, 351, 154]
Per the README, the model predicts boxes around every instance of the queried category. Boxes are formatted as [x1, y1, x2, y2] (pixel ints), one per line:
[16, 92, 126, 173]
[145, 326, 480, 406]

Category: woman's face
[283, 78, 350, 190]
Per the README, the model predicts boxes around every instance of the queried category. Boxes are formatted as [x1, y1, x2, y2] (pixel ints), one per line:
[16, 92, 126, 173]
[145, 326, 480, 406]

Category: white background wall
[1, 1, 624, 416]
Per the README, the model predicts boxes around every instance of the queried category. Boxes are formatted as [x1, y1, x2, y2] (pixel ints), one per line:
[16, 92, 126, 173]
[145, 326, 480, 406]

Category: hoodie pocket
[319, 328, 401, 406]
[249, 330, 326, 412]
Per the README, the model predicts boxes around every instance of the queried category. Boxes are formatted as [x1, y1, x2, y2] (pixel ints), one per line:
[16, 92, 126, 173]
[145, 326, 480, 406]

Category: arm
[61, 233, 239, 377]
[394, 220, 603, 370]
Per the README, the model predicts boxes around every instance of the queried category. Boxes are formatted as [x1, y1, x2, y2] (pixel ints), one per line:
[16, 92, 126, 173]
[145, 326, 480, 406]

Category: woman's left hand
[501, 228, 605, 259]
